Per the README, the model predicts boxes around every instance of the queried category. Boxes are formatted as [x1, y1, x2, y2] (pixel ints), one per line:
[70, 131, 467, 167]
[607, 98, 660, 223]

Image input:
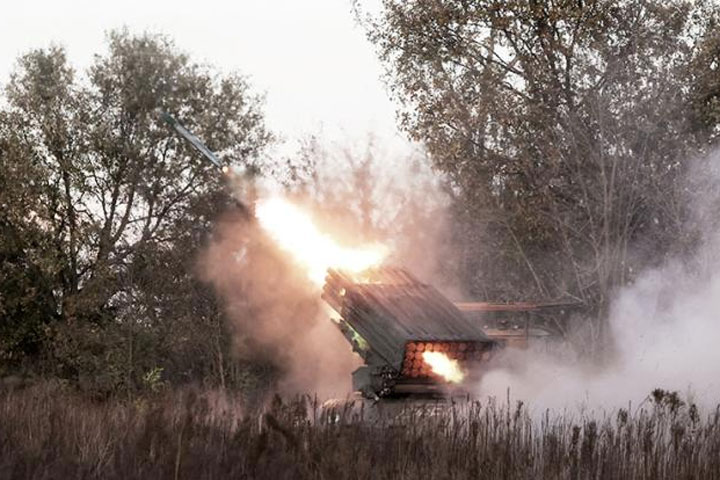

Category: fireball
[255, 196, 388, 285]
[422, 351, 465, 383]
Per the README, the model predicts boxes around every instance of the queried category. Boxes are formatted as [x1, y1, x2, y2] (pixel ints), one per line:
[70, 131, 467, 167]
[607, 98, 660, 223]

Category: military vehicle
[322, 267, 497, 400]
[162, 112, 576, 403]
[455, 300, 576, 350]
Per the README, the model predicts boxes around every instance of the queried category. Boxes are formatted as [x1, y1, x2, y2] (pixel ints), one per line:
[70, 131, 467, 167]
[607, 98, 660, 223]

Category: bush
[1, 385, 719, 479]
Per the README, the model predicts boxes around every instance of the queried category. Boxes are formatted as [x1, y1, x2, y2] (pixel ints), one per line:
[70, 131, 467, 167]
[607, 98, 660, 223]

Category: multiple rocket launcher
[163, 113, 567, 400]
[322, 267, 496, 399]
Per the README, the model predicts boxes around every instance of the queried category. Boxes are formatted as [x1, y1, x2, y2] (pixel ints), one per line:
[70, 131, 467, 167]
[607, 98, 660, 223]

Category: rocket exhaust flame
[422, 351, 465, 383]
[255, 196, 388, 285]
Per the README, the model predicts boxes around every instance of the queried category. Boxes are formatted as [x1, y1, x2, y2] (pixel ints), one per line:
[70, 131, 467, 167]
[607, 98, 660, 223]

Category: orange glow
[422, 351, 465, 383]
[255, 196, 388, 285]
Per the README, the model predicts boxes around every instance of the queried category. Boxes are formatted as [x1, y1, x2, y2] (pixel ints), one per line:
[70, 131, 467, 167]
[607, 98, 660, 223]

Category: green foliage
[0, 30, 272, 394]
[367, 0, 720, 351]
[142, 366, 167, 393]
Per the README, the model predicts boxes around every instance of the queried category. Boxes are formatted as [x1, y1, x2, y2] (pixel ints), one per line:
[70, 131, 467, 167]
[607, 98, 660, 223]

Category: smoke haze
[202, 138, 720, 410]
[478, 151, 720, 411]
[198, 208, 362, 397]
[199, 140, 452, 397]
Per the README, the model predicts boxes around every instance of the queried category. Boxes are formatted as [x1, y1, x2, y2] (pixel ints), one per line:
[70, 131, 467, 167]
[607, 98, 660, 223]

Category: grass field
[1, 384, 719, 479]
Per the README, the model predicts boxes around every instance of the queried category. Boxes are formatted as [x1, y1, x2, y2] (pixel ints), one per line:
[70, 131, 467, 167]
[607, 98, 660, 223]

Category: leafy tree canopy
[0, 30, 271, 391]
[367, 0, 720, 329]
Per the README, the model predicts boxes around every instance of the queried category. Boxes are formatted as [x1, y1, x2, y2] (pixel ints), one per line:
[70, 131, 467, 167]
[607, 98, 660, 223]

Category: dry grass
[1, 384, 719, 479]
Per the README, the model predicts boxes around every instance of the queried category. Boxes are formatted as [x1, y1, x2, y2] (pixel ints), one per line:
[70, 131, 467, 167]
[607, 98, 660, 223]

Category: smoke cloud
[198, 207, 362, 398]
[477, 151, 720, 411]
[200, 138, 720, 411]
[199, 138, 452, 397]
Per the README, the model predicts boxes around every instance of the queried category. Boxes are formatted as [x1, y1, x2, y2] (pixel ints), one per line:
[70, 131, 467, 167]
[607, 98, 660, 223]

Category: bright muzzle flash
[422, 351, 465, 383]
[255, 196, 388, 285]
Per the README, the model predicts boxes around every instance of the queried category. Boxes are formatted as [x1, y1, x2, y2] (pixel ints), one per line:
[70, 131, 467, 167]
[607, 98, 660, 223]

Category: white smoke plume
[477, 152, 720, 411]
[199, 137, 452, 397]
[200, 136, 720, 409]
[198, 205, 362, 398]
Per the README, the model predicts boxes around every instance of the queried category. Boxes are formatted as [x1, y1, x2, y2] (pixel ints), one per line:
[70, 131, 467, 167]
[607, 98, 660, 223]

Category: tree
[0, 31, 271, 392]
[366, 0, 720, 352]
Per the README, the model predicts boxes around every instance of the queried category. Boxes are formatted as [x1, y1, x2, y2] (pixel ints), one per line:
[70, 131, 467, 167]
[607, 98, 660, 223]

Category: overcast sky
[0, 0, 409, 155]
